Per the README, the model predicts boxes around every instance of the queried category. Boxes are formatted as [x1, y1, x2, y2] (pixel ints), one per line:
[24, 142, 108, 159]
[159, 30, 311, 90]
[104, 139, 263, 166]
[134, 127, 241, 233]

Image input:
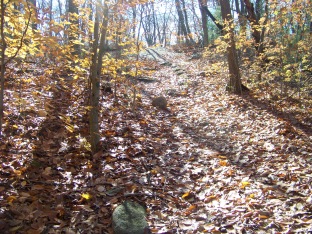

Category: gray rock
[152, 96, 167, 109]
[174, 68, 182, 72]
[137, 77, 158, 83]
[112, 201, 148, 234]
[166, 89, 178, 96]
[214, 107, 224, 112]
[189, 53, 202, 60]
[159, 61, 172, 66]
[197, 71, 206, 77]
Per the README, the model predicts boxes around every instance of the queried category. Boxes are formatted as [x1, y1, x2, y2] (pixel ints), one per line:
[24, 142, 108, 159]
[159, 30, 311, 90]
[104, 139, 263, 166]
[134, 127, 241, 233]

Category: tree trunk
[200, 5, 224, 31]
[181, 0, 194, 43]
[0, 0, 31, 135]
[220, 0, 242, 94]
[131, 6, 136, 38]
[68, 0, 80, 56]
[89, 3, 100, 154]
[98, 5, 108, 69]
[175, 0, 190, 44]
[57, 0, 63, 19]
[151, 2, 157, 45]
[243, 0, 264, 53]
[234, 0, 247, 33]
[89, 1, 108, 154]
[0, 0, 6, 136]
[198, 0, 209, 47]
[243, 0, 268, 80]
[49, 0, 53, 36]
[141, 3, 157, 46]
[29, 0, 37, 30]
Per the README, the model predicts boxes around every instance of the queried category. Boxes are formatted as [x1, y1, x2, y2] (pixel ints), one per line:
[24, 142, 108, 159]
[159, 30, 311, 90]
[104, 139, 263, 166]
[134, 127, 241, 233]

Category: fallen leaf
[81, 193, 92, 200]
[184, 205, 197, 216]
[240, 181, 250, 189]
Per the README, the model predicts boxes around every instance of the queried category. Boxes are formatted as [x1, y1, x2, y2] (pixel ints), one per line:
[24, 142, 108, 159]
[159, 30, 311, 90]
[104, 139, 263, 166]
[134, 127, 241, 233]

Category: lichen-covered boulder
[112, 201, 148, 234]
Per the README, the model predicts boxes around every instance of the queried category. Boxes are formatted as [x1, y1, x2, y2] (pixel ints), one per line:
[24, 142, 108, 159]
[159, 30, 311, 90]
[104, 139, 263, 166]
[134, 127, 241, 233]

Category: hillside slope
[0, 46, 311, 233]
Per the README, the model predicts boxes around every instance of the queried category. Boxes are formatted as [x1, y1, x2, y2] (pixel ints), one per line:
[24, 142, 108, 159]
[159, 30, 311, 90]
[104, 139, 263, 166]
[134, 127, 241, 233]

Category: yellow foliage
[240, 181, 251, 189]
[81, 193, 92, 200]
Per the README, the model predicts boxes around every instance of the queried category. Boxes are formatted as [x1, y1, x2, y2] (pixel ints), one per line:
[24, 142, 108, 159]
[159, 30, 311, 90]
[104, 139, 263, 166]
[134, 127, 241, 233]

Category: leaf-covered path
[0, 47, 311, 233]
[138, 47, 312, 233]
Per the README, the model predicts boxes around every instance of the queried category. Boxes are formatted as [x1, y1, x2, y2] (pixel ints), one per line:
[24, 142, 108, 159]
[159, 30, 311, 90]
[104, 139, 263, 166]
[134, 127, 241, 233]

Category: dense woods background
[0, 0, 311, 233]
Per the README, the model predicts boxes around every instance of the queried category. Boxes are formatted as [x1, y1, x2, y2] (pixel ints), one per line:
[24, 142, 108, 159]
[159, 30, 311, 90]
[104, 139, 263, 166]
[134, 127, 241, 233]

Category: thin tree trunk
[131, 6, 136, 38]
[89, 1, 108, 154]
[0, 1, 31, 135]
[200, 5, 223, 31]
[0, 0, 6, 136]
[243, 0, 261, 52]
[68, 0, 80, 56]
[57, 0, 63, 19]
[49, 0, 52, 36]
[243, 0, 268, 80]
[151, 2, 157, 45]
[97, 4, 108, 74]
[89, 2, 100, 154]
[181, 0, 194, 43]
[175, 0, 190, 44]
[161, 12, 170, 46]
[29, 0, 37, 30]
[189, 0, 200, 41]
[198, 0, 209, 46]
[235, 0, 247, 33]
[220, 0, 242, 94]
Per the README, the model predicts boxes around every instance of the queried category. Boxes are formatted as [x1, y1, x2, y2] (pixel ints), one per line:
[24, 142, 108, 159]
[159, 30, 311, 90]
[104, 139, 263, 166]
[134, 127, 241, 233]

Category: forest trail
[0, 47, 311, 233]
[126, 46, 312, 232]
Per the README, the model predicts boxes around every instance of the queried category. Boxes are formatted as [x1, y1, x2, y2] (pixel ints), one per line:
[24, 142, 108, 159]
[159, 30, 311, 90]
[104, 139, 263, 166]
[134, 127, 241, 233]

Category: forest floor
[0, 46, 311, 233]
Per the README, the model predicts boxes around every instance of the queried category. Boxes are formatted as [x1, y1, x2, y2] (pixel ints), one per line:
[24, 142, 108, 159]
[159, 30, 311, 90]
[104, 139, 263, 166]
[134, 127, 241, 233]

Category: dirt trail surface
[0, 47, 311, 233]
[137, 47, 312, 232]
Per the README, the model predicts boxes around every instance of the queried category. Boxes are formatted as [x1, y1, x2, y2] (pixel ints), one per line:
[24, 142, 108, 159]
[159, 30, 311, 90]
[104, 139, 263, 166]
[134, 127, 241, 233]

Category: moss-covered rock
[112, 201, 148, 234]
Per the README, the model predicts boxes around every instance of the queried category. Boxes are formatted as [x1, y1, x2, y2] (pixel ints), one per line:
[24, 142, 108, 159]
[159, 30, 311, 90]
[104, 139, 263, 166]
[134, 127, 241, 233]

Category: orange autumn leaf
[205, 195, 217, 203]
[7, 196, 17, 204]
[218, 155, 227, 159]
[219, 160, 228, 166]
[184, 205, 197, 216]
[182, 191, 192, 199]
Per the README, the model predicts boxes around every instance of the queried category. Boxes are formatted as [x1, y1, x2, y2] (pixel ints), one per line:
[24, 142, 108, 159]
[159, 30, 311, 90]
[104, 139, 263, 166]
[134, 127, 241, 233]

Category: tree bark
[89, 1, 109, 154]
[243, 0, 268, 81]
[89, 2, 100, 154]
[234, 0, 247, 31]
[200, 5, 224, 31]
[243, 0, 268, 54]
[0, 1, 31, 135]
[181, 0, 194, 43]
[175, 0, 191, 44]
[198, 0, 209, 47]
[49, 0, 53, 36]
[29, 0, 37, 30]
[0, 0, 6, 136]
[141, 3, 157, 46]
[220, 0, 242, 94]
